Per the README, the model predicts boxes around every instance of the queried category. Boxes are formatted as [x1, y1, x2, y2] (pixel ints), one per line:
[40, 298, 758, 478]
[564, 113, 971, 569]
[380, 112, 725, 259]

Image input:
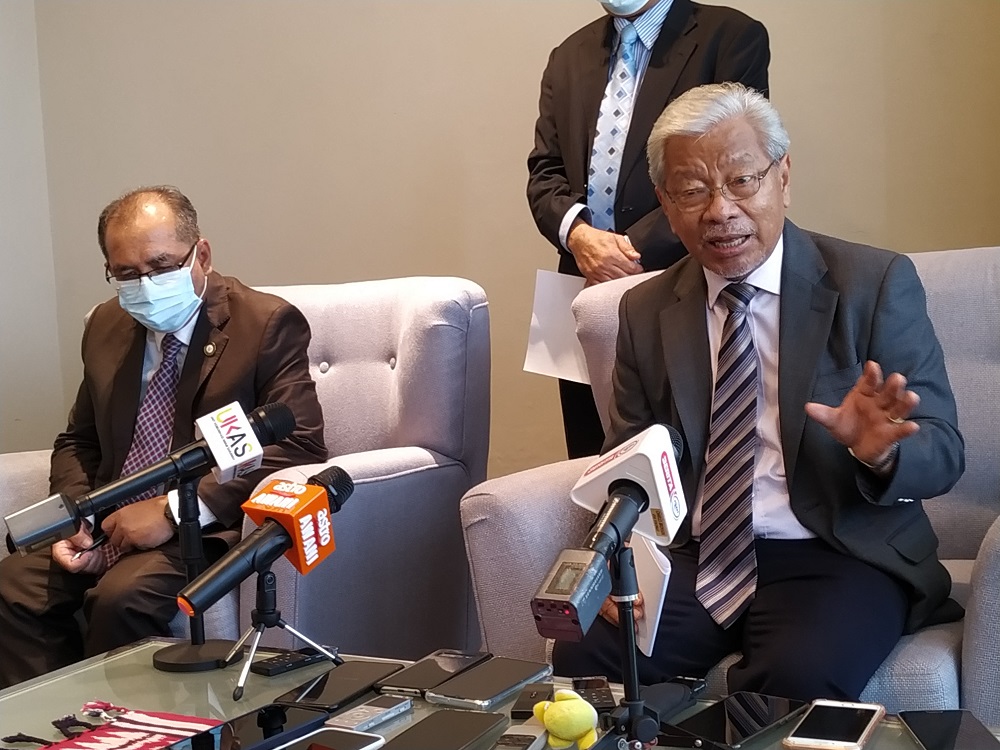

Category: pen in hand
[72, 533, 109, 561]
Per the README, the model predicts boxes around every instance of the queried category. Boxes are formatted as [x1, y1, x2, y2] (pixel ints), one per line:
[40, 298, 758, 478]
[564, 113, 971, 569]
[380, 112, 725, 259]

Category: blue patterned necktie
[696, 283, 759, 628]
[588, 22, 639, 232]
[103, 333, 184, 567]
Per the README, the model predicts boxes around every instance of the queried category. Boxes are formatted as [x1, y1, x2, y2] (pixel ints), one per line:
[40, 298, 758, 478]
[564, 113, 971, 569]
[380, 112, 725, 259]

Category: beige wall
[7, 1, 1000, 475]
[0, 0, 64, 452]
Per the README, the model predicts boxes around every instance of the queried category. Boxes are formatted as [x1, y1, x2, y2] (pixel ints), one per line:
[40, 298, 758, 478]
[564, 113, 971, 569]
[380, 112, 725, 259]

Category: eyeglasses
[664, 159, 781, 213]
[105, 242, 198, 286]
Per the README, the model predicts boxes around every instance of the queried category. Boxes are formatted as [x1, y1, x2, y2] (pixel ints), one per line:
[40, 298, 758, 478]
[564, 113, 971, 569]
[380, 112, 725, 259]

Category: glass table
[0, 638, 980, 750]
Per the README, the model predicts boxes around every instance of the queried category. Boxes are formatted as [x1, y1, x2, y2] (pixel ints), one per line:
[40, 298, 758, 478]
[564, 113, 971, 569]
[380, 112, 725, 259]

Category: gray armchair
[461, 247, 1000, 724]
[0, 276, 490, 663]
[243, 276, 490, 660]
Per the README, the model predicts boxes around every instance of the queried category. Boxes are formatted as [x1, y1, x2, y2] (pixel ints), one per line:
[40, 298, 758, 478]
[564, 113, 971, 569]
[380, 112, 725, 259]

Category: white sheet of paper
[631, 535, 671, 657]
[523, 269, 590, 384]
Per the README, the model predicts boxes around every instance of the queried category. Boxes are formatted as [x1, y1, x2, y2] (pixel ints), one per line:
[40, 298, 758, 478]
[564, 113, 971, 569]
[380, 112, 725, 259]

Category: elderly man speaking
[553, 83, 964, 701]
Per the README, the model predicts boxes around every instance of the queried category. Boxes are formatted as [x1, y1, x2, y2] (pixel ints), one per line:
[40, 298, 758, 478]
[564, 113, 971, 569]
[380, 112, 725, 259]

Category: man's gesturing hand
[805, 360, 919, 468]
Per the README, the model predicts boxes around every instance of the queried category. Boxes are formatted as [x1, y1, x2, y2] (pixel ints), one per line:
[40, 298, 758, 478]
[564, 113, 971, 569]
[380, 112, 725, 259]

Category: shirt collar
[613, 0, 674, 51]
[704, 233, 785, 309]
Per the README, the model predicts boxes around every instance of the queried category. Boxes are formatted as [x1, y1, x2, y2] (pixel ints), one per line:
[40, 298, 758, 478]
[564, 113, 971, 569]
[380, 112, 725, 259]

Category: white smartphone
[326, 695, 413, 732]
[782, 699, 885, 750]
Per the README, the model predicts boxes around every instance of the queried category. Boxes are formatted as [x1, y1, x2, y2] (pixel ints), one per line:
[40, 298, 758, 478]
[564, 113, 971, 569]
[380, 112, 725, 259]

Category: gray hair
[98, 185, 200, 257]
[647, 82, 790, 190]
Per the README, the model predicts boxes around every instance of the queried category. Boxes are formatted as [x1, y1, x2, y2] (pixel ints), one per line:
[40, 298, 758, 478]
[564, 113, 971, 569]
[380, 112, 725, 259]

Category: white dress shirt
[692, 235, 815, 540]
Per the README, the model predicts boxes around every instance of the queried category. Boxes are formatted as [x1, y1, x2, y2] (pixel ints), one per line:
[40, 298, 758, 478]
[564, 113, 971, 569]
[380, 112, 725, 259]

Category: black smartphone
[510, 683, 555, 721]
[424, 656, 553, 711]
[182, 704, 329, 750]
[381, 709, 507, 750]
[274, 660, 405, 712]
[272, 726, 384, 750]
[900, 710, 1000, 750]
[671, 692, 808, 748]
[374, 649, 492, 696]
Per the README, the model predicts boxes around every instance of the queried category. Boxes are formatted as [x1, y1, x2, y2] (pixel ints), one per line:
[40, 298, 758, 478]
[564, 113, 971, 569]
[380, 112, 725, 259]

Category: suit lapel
[575, 19, 615, 172]
[173, 272, 230, 446]
[660, 258, 712, 473]
[778, 221, 838, 488]
[618, 0, 696, 195]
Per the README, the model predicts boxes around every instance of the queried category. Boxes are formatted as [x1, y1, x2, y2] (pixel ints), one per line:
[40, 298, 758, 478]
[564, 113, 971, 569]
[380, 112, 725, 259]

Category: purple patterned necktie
[696, 283, 759, 628]
[103, 333, 184, 567]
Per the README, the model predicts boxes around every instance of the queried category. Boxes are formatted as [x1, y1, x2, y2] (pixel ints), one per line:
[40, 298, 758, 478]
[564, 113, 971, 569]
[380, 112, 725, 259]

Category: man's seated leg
[0, 548, 95, 688]
[553, 545, 740, 684]
[730, 538, 908, 702]
[81, 538, 187, 657]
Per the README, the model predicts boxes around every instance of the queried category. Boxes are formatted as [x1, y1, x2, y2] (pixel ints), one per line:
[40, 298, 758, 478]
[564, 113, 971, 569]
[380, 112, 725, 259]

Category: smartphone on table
[424, 656, 553, 711]
[272, 726, 386, 750]
[179, 704, 329, 750]
[899, 709, 1000, 750]
[667, 691, 808, 748]
[275, 660, 405, 712]
[380, 709, 507, 750]
[782, 699, 885, 750]
[374, 649, 491, 696]
[326, 695, 413, 733]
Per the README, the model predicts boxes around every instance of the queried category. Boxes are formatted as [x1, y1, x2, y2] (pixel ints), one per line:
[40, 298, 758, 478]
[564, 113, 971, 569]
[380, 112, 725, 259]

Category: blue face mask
[115, 249, 206, 333]
[599, 0, 649, 16]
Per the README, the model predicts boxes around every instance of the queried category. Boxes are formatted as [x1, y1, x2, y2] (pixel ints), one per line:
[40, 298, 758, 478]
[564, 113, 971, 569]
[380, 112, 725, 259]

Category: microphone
[176, 466, 354, 618]
[531, 424, 687, 641]
[4, 402, 295, 553]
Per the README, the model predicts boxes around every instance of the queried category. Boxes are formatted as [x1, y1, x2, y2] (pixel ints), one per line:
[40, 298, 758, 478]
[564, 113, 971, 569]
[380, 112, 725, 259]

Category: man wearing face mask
[527, 0, 769, 459]
[0, 185, 327, 688]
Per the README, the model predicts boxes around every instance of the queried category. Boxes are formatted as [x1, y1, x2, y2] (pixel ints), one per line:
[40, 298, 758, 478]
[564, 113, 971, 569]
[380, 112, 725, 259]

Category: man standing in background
[527, 0, 770, 458]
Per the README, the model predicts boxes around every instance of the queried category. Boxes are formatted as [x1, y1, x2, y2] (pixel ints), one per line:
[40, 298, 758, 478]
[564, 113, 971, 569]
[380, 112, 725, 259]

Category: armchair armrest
[240, 446, 477, 659]
[461, 457, 597, 661]
[963, 515, 1000, 726]
[0, 449, 52, 562]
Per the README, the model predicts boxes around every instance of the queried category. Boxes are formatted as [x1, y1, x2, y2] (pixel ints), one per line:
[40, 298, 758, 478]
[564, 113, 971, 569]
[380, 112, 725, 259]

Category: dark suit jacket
[527, 0, 769, 275]
[50, 271, 328, 543]
[606, 220, 965, 632]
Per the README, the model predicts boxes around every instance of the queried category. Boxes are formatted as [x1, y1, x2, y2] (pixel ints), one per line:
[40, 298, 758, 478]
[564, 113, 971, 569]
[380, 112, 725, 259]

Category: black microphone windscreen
[247, 402, 296, 445]
[665, 424, 684, 462]
[307, 465, 354, 513]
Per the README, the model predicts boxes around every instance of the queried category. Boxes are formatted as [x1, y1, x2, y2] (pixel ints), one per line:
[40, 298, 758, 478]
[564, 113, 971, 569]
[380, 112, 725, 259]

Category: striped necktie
[587, 22, 639, 231]
[696, 283, 759, 628]
[103, 333, 184, 567]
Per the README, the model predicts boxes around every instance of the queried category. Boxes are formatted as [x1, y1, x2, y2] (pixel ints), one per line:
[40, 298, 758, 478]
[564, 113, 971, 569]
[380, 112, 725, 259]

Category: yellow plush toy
[533, 689, 600, 750]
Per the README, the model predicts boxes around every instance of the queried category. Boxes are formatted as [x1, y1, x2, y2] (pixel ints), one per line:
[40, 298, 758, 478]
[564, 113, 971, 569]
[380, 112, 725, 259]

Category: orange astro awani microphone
[242, 479, 336, 575]
[176, 467, 353, 618]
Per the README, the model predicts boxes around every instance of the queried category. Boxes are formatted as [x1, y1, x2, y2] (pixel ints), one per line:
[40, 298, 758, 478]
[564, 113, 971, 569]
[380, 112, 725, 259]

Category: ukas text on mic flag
[194, 402, 265, 483]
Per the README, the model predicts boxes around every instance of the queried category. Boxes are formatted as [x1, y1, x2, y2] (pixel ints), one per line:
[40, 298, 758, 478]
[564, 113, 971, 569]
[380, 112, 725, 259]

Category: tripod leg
[279, 621, 343, 665]
[232, 625, 266, 701]
[223, 625, 256, 667]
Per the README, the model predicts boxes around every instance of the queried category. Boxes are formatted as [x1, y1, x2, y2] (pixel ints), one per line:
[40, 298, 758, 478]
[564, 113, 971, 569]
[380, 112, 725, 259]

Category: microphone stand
[153, 475, 244, 672]
[598, 545, 665, 749]
[225, 566, 341, 700]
